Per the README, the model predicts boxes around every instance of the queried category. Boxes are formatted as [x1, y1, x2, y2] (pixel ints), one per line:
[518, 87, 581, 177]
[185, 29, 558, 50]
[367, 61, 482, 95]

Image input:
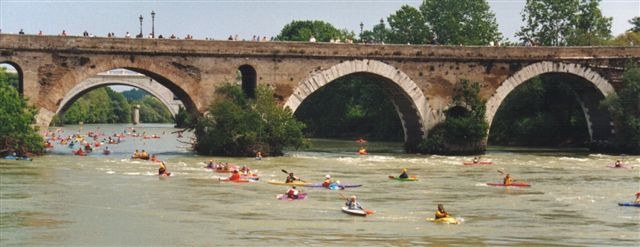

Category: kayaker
[285, 172, 299, 183]
[635, 192, 640, 203]
[132, 149, 140, 159]
[286, 185, 300, 199]
[399, 168, 409, 179]
[503, 174, 513, 185]
[240, 165, 251, 174]
[159, 162, 171, 176]
[229, 169, 241, 181]
[255, 151, 262, 160]
[206, 160, 215, 168]
[614, 160, 622, 167]
[322, 174, 332, 188]
[435, 204, 449, 219]
[345, 195, 363, 210]
[140, 150, 150, 160]
[473, 156, 479, 163]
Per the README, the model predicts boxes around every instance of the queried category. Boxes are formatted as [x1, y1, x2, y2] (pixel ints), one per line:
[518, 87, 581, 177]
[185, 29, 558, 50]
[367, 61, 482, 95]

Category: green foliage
[174, 105, 193, 128]
[600, 65, 640, 154]
[0, 68, 19, 89]
[628, 17, 640, 33]
[294, 75, 403, 141]
[517, 0, 611, 46]
[0, 68, 44, 155]
[58, 87, 173, 125]
[194, 83, 307, 156]
[387, 5, 429, 44]
[419, 0, 502, 45]
[276, 20, 353, 42]
[608, 31, 640, 46]
[417, 80, 488, 154]
[489, 76, 589, 146]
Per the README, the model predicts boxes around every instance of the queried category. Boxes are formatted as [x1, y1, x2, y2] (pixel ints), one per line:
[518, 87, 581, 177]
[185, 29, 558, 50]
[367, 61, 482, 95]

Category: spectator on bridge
[83, 30, 89, 37]
[38, 30, 43, 35]
[61, 30, 67, 36]
[19, 29, 25, 35]
[170, 34, 176, 39]
[125, 32, 131, 38]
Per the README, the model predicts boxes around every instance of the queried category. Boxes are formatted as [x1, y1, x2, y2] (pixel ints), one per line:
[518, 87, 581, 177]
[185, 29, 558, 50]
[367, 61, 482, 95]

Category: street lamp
[138, 15, 143, 38]
[151, 11, 155, 38]
[359, 22, 363, 41]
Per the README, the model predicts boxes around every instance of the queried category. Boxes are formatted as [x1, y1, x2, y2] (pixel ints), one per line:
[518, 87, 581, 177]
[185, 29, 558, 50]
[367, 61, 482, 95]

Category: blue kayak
[303, 183, 362, 189]
[618, 202, 640, 207]
[4, 155, 32, 161]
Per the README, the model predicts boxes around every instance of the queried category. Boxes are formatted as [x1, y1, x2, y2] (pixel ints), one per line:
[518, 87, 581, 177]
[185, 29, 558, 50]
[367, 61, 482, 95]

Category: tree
[628, 16, 640, 33]
[420, 0, 502, 45]
[276, 20, 352, 42]
[386, 5, 430, 44]
[0, 67, 44, 155]
[194, 83, 307, 156]
[517, 0, 611, 46]
[600, 65, 640, 154]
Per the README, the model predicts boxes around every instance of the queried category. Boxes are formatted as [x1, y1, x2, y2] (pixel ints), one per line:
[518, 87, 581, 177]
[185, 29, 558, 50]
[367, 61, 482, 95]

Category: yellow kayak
[426, 217, 460, 224]
[267, 180, 310, 186]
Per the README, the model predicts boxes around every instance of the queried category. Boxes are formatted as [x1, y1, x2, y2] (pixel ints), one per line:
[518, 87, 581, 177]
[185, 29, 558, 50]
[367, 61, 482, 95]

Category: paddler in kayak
[159, 162, 171, 176]
[285, 172, 300, 183]
[228, 169, 241, 181]
[286, 185, 300, 199]
[435, 204, 450, 219]
[322, 174, 332, 188]
[635, 192, 640, 203]
[399, 168, 409, 179]
[503, 174, 513, 185]
[614, 160, 622, 167]
[345, 195, 363, 210]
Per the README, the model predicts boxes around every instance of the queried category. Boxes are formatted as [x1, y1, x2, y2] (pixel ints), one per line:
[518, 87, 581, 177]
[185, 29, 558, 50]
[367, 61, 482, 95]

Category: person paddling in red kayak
[503, 174, 513, 185]
[635, 192, 640, 203]
[158, 162, 171, 176]
[229, 169, 241, 181]
[435, 204, 450, 219]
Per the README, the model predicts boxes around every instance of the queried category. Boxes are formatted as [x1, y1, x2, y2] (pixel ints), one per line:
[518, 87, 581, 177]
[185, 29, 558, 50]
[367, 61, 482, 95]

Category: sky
[1, 0, 638, 43]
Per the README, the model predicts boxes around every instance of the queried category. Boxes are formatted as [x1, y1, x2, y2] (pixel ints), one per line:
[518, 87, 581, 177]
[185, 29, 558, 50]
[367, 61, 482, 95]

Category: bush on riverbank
[193, 83, 308, 156]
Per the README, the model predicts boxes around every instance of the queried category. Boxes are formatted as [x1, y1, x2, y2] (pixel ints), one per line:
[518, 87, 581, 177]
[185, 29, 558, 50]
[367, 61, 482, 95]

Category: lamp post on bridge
[151, 11, 155, 38]
[138, 15, 143, 38]
[359, 22, 363, 42]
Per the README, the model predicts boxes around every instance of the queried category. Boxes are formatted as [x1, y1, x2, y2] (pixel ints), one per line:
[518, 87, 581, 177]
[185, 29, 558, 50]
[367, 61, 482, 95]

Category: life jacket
[287, 189, 299, 198]
[322, 178, 331, 187]
[230, 172, 241, 181]
[435, 210, 448, 219]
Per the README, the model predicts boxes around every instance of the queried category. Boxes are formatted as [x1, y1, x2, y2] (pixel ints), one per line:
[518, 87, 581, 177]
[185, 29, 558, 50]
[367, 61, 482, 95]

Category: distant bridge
[1, 34, 638, 151]
[59, 69, 183, 116]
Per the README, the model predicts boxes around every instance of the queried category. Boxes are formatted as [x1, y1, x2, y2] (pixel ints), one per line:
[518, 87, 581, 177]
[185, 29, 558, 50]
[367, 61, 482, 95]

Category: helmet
[350, 195, 356, 199]
[292, 185, 296, 189]
[325, 174, 331, 178]
[402, 168, 407, 172]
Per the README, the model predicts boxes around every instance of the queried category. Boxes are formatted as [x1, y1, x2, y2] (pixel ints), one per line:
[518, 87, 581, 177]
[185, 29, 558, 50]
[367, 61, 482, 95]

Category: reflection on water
[0, 124, 638, 246]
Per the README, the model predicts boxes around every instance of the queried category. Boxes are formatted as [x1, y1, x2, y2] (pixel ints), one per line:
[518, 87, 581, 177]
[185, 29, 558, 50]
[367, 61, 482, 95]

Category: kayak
[606, 165, 632, 169]
[426, 217, 460, 224]
[3, 155, 33, 161]
[618, 202, 640, 207]
[218, 177, 250, 183]
[267, 180, 310, 186]
[303, 183, 362, 188]
[388, 175, 418, 181]
[276, 193, 308, 200]
[341, 206, 374, 216]
[486, 182, 530, 187]
[463, 161, 492, 165]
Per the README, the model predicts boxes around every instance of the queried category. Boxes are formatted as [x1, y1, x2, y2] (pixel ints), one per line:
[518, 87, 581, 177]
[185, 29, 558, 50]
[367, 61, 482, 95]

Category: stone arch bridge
[1, 34, 638, 151]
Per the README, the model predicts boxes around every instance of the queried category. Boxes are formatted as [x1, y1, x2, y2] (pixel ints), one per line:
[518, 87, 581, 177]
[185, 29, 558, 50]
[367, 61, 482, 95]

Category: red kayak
[218, 177, 250, 183]
[606, 165, 632, 169]
[486, 182, 530, 187]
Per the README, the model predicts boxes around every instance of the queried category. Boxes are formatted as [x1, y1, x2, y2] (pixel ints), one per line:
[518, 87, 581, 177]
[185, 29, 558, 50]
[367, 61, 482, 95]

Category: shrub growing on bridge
[193, 83, 308, 156]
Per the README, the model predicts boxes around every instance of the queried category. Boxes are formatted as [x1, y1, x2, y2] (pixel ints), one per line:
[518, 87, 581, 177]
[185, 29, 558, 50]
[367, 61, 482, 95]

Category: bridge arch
[238, 65, 257, 98]
[32, 56, 201, 127]
[56, 71, 183, 117]
[284, 59, 433, 150]
[486, 61, 616, 142]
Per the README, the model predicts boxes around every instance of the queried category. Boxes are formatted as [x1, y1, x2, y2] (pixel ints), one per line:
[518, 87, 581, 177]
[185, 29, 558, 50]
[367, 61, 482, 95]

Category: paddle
[281, 169, 305, 182]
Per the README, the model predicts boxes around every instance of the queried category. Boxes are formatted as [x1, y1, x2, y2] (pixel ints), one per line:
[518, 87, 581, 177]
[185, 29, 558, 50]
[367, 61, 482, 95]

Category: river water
[1, 124, 638, 246]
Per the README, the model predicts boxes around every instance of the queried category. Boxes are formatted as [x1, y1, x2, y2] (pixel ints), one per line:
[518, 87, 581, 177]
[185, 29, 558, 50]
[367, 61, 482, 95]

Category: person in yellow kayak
[286, 185, 300, 199]
[285, 172, 299, 183]
[435, 204, 450, 219]
[399, 168, 409, 179]
[503, 173, 513, 185]
[322, 174, 332, 188]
